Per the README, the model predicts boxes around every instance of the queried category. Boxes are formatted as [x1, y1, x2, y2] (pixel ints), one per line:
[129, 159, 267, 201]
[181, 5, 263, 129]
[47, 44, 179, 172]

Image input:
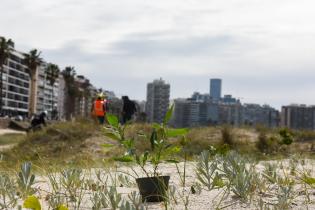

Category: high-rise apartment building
[1, 50, 30, 117]
[36, 63, 60, 119]
[146, 78, 170, 123]
[281, 105, 315, 130]
[172, 99, 200, 127]
[243, 104, 279, 128]
[210, 78, 222, 101]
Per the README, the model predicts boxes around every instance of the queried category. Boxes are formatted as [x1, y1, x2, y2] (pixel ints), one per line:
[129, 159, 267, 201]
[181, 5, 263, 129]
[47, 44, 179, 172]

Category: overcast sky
[1, 0, 315, 109]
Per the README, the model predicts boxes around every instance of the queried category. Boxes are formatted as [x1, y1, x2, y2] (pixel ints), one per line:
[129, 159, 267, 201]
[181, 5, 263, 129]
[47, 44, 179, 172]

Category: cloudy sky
[1, 0, 315, 109]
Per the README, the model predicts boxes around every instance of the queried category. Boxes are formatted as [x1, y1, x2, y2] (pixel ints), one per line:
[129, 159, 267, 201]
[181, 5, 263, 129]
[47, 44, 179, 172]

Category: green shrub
[279, 128, 294, 145]
[256, 131, 281, 154]
[221, 125, 234, 147]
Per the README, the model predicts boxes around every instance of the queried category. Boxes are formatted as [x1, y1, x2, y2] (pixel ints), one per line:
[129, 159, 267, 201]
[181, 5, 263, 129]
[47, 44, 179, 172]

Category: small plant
[91, 186, 122, 210]
[104, 104, 186, 177]
[220, 151, 258, 202]
[0, 173, 18, 209]
[90, 191, 108, 210]
[262, 162, 278, 184]
[275, 185, 295, 209]
[120, 191, 145, 210]
[104, 105, 187, 202]
[60, 168, 85, 210]
[117, 174, 136, 188]
[196, 150, 224, 191]
[17, 162, 36, 199]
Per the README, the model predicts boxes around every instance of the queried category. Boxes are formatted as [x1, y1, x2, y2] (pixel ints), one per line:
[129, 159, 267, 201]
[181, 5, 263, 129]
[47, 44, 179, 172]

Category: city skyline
[2, 0, 315, 109]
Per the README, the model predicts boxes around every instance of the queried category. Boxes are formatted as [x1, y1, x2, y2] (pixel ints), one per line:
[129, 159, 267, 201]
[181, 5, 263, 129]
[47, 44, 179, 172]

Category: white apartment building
[1, 50, 30, 117]
[146, 78, 170, 123]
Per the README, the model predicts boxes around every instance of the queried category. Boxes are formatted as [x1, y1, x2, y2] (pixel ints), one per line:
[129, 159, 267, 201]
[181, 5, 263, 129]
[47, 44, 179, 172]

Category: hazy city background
[1, 0, 315, 109]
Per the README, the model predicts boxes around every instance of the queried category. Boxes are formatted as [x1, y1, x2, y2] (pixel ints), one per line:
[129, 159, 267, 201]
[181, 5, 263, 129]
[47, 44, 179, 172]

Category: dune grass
[0, 133, 25, 146]
[1, 120, 315, 170]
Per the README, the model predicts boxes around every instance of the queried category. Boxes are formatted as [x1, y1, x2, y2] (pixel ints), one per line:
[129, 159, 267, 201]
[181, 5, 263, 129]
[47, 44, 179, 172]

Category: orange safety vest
[94, 100, 106, 117]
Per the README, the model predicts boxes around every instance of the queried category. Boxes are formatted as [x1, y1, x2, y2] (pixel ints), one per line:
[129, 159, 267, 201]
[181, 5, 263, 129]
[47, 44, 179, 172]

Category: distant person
[122, 96, 137, 124]
[92, 93, 107, 124]
[28, 111, 47, 131]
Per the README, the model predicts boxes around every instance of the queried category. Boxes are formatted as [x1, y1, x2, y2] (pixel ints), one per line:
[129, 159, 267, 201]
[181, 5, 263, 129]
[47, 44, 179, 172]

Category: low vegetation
[0, 133, 24, 146]
[0, 118, 315, 209]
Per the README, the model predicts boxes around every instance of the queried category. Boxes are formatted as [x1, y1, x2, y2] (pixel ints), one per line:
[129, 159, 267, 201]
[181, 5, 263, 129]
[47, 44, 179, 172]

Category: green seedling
[104, 104, 187, 177]
[17, 162, 36, 199]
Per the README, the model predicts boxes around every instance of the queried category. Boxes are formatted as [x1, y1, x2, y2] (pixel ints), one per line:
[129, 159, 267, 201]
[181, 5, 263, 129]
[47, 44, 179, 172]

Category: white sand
[13, 159, 315, 210]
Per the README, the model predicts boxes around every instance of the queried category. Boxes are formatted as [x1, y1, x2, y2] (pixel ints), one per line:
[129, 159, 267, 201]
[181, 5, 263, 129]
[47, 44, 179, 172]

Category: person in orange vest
[92, 93, 107, 124]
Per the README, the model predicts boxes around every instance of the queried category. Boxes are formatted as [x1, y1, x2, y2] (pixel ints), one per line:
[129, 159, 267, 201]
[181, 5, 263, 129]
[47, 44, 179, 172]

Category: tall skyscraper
[210, 78, 222, 101]
[146, 78, 170, 123]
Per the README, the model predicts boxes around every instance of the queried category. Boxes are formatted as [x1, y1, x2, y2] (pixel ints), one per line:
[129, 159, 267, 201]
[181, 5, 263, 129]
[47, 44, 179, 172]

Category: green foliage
[0, 173, 18, 209]
[220, 151, 258, 202]
[279, 128, 294, 145]
[107, 114, 119, 128]
[91, 186, 122, 210]
[23, 195, 41, 210]
[104, 104, 186, 177]
[57, 205, 69, 210]
[60, 168, 85, 209]
[17, 162, 36, 199]
[120, 191, 145, 210]
[45, 63, 60, 86]
[256, 132, 280, 154]
[275, 185, 295, 209]
[196, 150, 224, 191]
[301, 174, 315, 186]
[196, 150, 259, 204]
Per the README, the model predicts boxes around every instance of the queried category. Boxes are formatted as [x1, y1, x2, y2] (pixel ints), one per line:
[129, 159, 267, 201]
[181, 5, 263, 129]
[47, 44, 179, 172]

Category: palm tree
[45, 63, 60, 118]
[0, 37, 14, 113]
[62, 66, 78, 119]
[23, 49, 43, 117]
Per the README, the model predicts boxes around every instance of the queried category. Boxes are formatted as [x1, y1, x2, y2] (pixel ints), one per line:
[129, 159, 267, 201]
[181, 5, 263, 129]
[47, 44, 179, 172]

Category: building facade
[281, 105, 315, 130]
[146, 78, 170, 123]
[1, 50, 29, 117]
[243, 104, 279, 128]
[36, 63, 60, 119]
[210, 78, 222, 101]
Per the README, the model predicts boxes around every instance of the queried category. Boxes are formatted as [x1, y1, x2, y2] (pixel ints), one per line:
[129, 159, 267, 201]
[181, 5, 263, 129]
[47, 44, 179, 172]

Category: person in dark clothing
[122, 96, 137, 124]
[28, 111, 47, 131]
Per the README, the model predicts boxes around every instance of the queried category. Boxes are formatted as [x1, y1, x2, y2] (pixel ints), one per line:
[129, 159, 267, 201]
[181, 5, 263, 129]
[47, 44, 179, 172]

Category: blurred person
[122, 96, 137, 124]
[92, 93, 107, 124]
[28, 111, 47, 132]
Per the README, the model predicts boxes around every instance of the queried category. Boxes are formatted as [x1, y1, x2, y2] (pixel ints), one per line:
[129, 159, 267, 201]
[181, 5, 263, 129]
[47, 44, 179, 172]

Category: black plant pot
[136, 176, 170, 202]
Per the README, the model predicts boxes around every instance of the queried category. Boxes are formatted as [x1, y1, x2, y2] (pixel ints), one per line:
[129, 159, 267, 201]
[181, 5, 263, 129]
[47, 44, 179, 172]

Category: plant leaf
[106, 114, 119, 128]
[57, 205, 69, 210]
[23, 196, 41, 210]
[114, 156, 134, 162]
[165, 159, 180, 164]
[163, 104, 174, 125]
[104, 132, 121, 141]
[303, 176, 315, 185]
